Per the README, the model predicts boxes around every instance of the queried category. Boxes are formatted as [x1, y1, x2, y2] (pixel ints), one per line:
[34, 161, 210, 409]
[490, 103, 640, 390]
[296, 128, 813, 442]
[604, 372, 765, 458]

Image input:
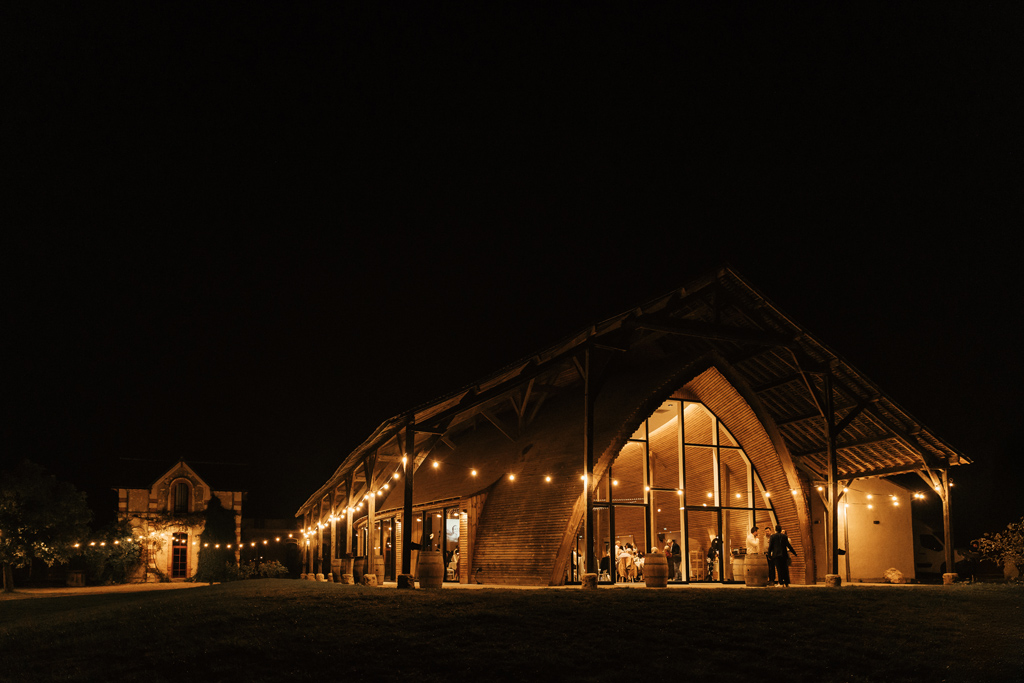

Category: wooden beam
[637, 315, 799, 349]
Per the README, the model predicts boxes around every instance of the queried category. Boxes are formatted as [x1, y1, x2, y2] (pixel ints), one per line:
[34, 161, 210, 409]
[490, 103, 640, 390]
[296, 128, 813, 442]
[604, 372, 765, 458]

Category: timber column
[582, 347, 598, 589]
[402, 422, 415, 576]
[942, 469, 957, 584]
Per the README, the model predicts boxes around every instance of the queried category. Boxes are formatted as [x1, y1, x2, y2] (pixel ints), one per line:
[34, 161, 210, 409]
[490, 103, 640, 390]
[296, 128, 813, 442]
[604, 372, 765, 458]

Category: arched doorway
[592, 399, 777, 583]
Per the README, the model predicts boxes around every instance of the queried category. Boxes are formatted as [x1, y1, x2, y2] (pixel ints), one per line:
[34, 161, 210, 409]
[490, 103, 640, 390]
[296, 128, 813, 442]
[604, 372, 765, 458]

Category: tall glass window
[600, 400, 777, 583]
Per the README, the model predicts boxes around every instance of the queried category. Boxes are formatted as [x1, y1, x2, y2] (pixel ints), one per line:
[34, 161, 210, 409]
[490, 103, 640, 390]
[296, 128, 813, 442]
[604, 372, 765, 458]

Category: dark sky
[5, 6, 1022, 543]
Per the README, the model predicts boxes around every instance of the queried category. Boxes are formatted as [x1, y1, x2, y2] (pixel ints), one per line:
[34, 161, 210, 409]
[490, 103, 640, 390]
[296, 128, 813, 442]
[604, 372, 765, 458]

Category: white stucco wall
[812, 478, 915, 582]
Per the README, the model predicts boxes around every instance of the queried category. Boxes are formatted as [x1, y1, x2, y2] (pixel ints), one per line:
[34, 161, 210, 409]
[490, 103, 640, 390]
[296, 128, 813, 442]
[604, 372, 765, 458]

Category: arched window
[173, 481, 190, 513]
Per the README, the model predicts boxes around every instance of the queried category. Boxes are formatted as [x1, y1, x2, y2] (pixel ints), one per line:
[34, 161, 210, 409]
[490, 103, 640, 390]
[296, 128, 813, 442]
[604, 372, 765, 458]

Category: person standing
[768, 525, 797, 587]
[746, 526, 760, 555]
[670, 539, 682, 581]
[762, 525, 776, 585]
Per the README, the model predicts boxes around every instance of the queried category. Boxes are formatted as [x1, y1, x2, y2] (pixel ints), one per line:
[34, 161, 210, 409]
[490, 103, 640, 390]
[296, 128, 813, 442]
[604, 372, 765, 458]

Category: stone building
[116, 460, 244, 581]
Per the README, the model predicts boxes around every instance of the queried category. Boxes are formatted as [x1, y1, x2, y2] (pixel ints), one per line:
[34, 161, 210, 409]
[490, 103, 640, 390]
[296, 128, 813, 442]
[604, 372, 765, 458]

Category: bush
[81, 520, 143, 584]
[972, 517, 1024, 581]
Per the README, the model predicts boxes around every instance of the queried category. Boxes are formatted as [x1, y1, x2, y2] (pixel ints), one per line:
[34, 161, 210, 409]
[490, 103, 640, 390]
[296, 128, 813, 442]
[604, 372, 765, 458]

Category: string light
[546, 476, 552, 482]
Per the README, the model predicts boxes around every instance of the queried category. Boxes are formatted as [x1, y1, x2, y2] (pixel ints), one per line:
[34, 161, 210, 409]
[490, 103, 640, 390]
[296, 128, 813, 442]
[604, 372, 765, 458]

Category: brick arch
[683, 365, 813, 584]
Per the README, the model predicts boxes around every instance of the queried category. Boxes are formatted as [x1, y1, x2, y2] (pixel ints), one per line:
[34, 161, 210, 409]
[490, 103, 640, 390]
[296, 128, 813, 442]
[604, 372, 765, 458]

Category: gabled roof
[115, 459, 247, 493]
[298, 266, 967, 515]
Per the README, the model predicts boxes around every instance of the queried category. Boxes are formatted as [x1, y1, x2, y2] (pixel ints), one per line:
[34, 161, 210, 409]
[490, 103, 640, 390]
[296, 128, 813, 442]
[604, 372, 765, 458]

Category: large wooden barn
[296, 267, 967, 585]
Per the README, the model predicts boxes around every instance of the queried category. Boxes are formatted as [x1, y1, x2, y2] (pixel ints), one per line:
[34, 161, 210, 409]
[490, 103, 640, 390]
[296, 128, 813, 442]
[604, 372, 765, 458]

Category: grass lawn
[1, 580, 1021, 682]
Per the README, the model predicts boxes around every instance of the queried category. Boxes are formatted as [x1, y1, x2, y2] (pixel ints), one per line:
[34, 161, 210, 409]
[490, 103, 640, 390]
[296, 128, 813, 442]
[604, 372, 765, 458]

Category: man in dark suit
[768, 525, 797, 587]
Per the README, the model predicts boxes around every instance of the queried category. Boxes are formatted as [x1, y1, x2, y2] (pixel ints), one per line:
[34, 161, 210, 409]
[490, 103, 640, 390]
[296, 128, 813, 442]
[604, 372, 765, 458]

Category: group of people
[746, 524, 797, 586]
[614, 542, 645, 582]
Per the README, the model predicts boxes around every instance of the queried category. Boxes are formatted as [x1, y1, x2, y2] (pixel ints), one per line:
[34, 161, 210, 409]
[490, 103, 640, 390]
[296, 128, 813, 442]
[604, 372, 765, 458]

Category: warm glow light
[791, 489, 798, 495]
[867, 504, 873, 510]
[817, 486, 823, 491]
[677, 490, 683, 496]
[509, 474, 515, 481]
[867, 494, 873, 500]
[736, 493, 742, 499]
[612, 480, 618, 486]
[433, 461, 439, 468]
[765, 492, 771, 498]
[546, 476, 552, 482]
[383, 483, 389, 490]
[471, 469, 478, 476]
[393, 472, 400, 480]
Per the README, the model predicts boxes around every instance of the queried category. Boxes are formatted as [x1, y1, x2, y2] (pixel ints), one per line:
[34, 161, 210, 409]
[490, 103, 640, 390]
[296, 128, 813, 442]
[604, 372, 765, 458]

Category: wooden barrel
[371, 555, 386, 583]
[353, 556, 366, 584]
[644, 552, 669, 588]
[417, 550, 444, 589]
[745, 553, 768, 587]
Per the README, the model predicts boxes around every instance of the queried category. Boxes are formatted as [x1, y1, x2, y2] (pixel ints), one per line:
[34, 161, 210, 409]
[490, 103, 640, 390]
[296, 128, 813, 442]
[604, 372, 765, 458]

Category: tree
[972, 517, 1024, 581]
[1, 460, 92, 592]
[193, 495, 238, 583]
[80, 519, 143, 584]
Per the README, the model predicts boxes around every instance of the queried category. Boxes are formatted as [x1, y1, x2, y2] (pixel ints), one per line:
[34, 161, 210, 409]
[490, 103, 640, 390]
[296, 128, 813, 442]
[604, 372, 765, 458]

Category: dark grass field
[2, 580, 1021, 682]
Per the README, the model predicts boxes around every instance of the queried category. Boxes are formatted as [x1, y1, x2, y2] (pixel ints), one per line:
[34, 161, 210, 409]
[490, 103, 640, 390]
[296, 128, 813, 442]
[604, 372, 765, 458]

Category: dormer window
[173, 482, 190, 513]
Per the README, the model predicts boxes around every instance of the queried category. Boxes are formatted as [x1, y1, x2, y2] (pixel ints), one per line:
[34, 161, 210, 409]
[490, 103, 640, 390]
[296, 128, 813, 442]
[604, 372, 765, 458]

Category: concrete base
[362, 574, 379, 587]
[340, 573, 354, 585]
[397, 574, 415, 589]
[825, 574, 842, 587]
[316, 573, 326, 582]
[581, 573, 598, 590]
[307, 574, 318, 581]
[943, 572, 959, 585]
[326, 573, 334, 583]
[300, 573, 307, 580]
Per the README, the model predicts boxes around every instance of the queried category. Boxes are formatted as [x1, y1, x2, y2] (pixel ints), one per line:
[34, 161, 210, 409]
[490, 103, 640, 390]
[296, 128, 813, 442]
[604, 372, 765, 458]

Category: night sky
[6, 6, 1022, 545]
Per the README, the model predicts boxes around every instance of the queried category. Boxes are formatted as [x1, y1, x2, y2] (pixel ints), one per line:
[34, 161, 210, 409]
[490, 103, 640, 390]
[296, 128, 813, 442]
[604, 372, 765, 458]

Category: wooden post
[583, 347, 596, 580]
[825, 370, 840, 579]
[403, 422, 415, 575]
[365, 455, 377, 566]
[942, 469, 954, 579]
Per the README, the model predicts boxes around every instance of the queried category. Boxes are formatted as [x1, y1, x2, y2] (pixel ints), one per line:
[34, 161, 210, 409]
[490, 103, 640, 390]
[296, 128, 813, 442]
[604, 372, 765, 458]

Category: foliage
[1, 460, 91, 592]
[193, 496, 238, 583]
[80, 519, 143, 584]
[224, 560, 289, 581]
[971, 516, 1024, 579]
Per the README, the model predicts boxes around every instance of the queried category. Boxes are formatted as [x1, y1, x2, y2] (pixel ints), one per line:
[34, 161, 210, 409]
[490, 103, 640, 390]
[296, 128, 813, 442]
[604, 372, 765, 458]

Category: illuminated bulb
[74, 543, 80, 548]
[251, 542, 256, 547]
[817, 486, 823, 492]
[383, 483, 389, 490]
[706, 492, 713, 498]
[867, 495, 873, 500]
[90, 542, 96, 546]
[402, 455, 408, 464]
[843, 487, 849, 493]
[645, 486, 650, 491]
[791, 489, 798, 495]
[702, 503, 707, 507]
[893, 501, 899, 506]
[113, 540, 119, 544]
[471, 470, 478, 476]
[263, 540, 268, 545]
[765, 492, 771, 498]
[867, 505, 873, 510]
[612, 480, 618, 486]
[546, 476, 552, 482]
[736, 493, 741, 499]
[433, 461, 439, 468]
[393, 472, 400, 480]
[509, 474, 515, 481]
[204, 543, 209, 547]
[677, 490, 683, 496]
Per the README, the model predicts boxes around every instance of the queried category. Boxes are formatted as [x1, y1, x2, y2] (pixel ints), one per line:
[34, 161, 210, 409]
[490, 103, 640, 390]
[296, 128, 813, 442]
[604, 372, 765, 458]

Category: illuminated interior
[584, 400, 777, 583]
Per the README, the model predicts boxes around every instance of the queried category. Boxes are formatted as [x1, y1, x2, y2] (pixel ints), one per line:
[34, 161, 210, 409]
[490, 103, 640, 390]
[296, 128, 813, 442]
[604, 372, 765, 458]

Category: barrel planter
[644, 552, 669, 588]
[417, 550, 444, 589]
[744, 553, 769, 587]
[371, 555, 386, 583]
[353, 556, 366, 584]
